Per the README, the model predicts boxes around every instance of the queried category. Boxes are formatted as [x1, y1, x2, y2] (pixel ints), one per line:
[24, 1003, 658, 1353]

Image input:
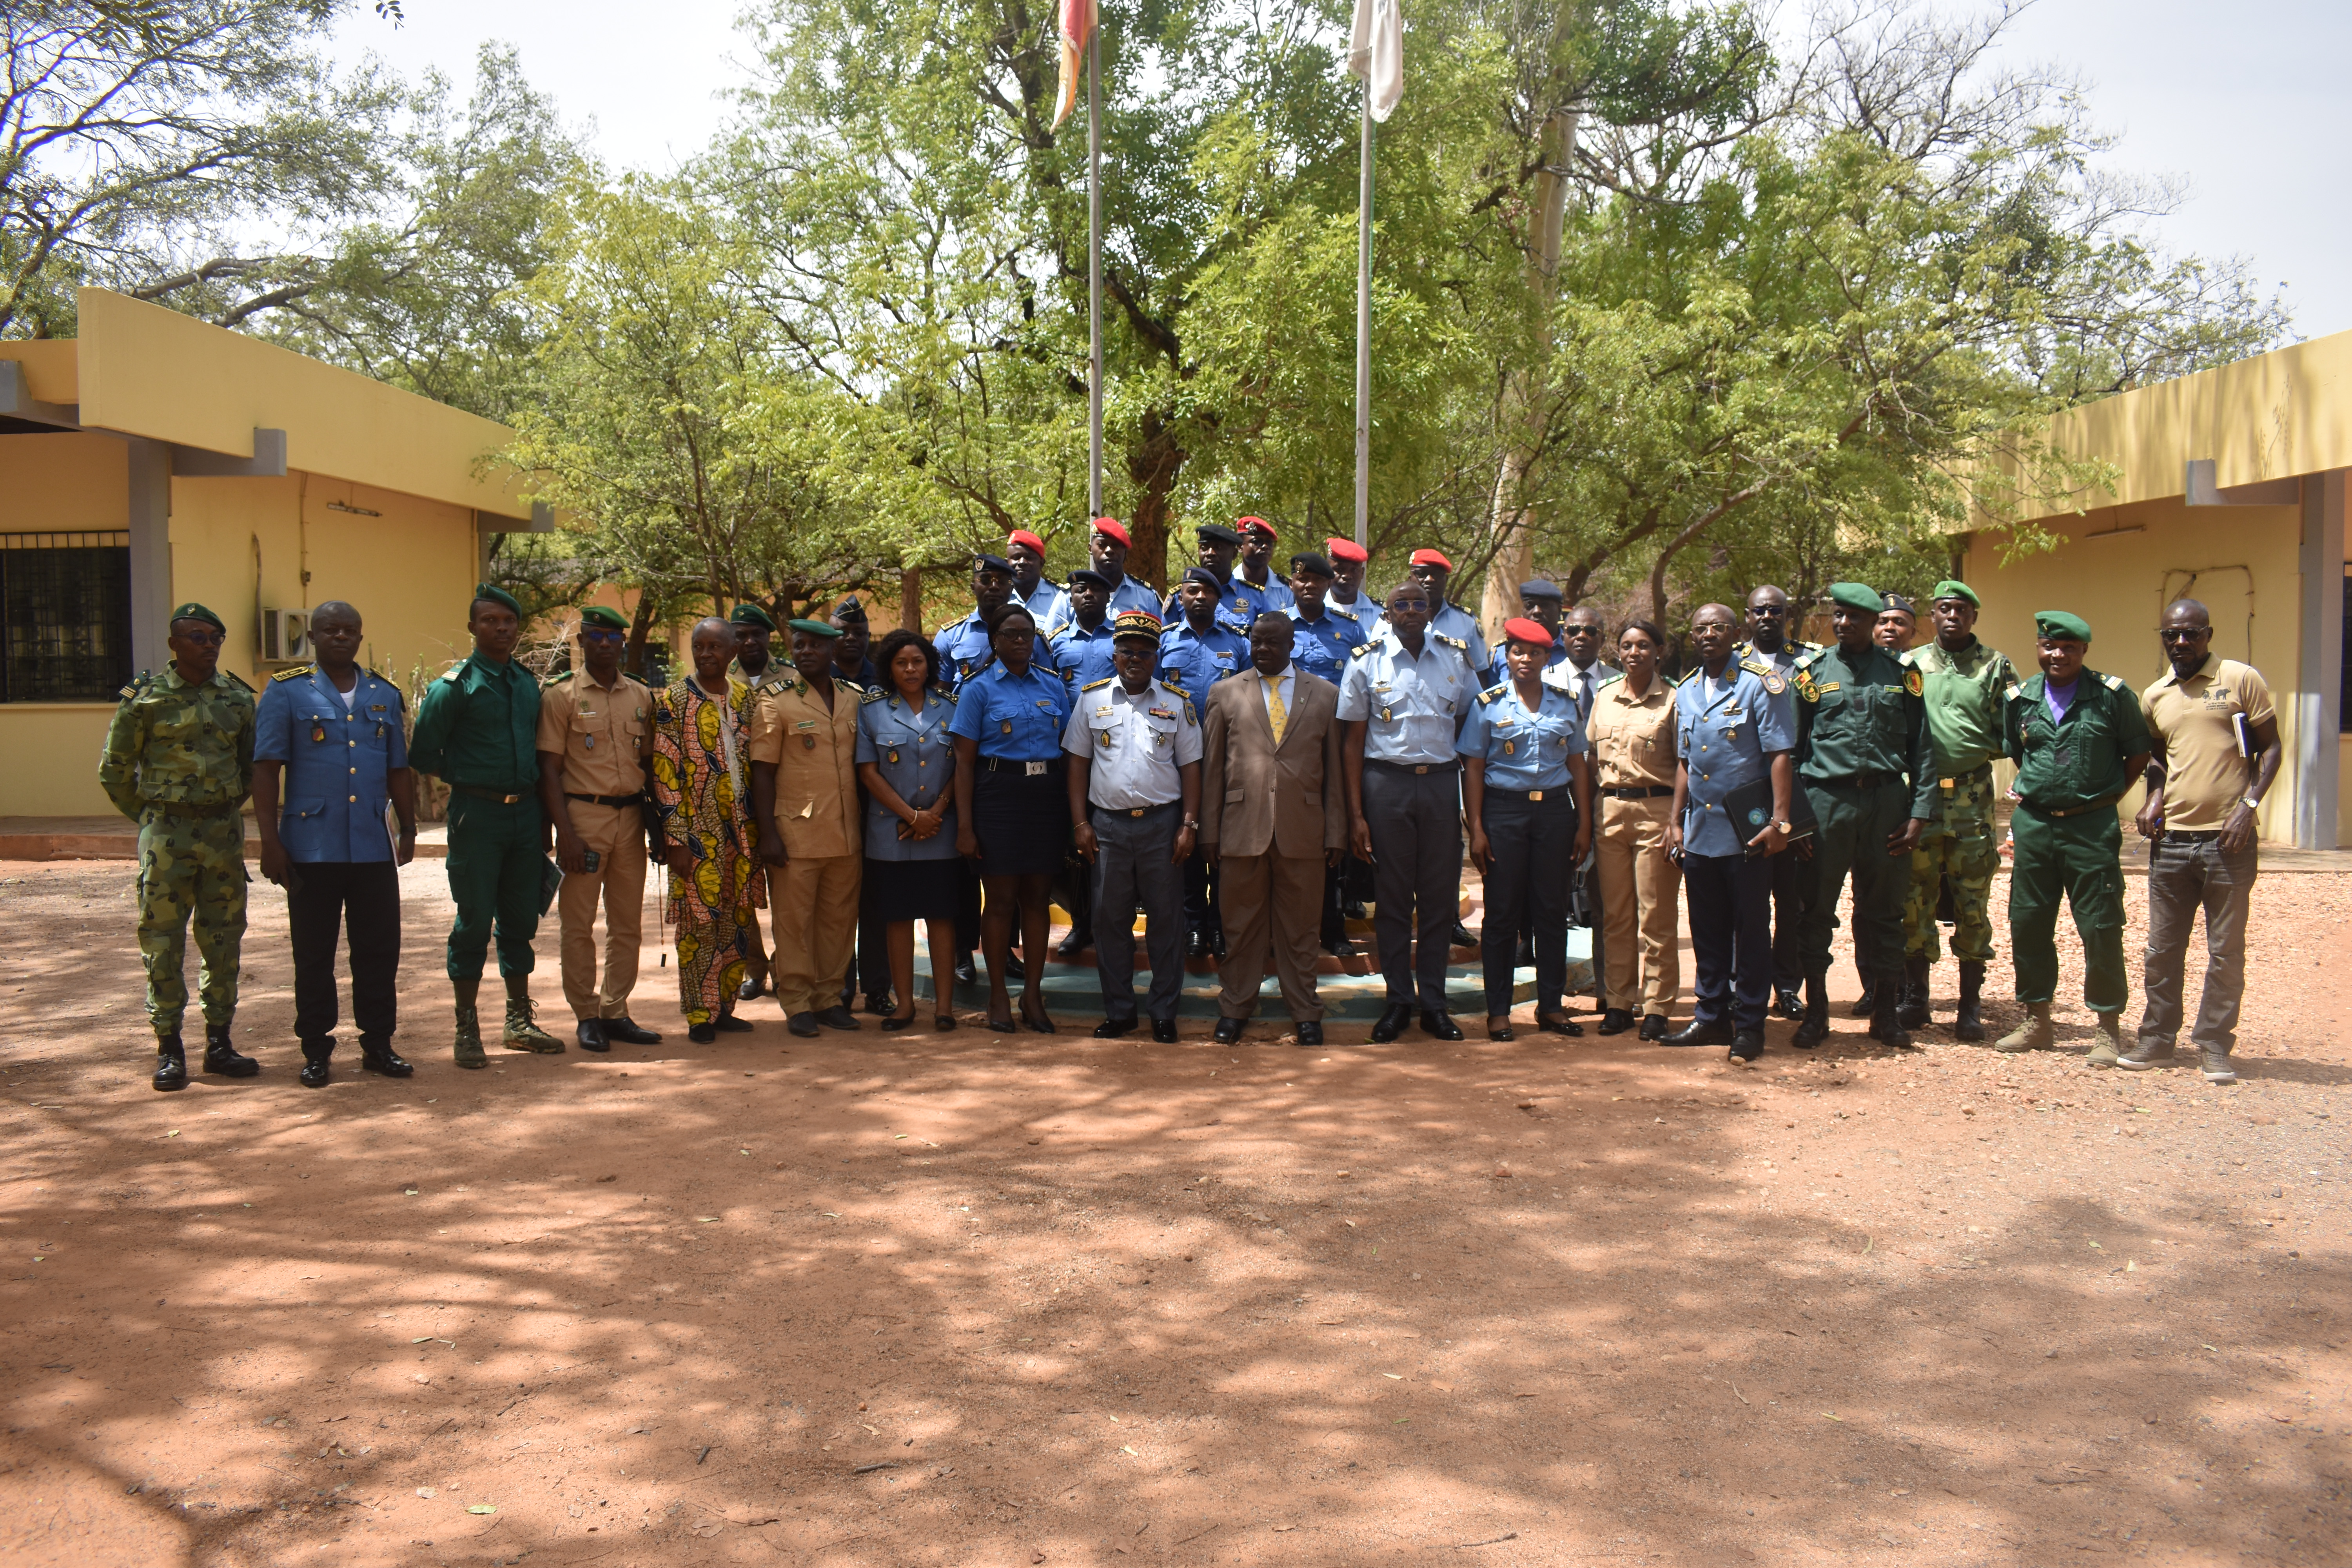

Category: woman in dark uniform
[857, 628, 962, 1032]
[951, 603, 1074, 1032]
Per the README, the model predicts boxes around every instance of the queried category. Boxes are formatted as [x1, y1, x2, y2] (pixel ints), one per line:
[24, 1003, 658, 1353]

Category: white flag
[1348, 0, 1403, 122]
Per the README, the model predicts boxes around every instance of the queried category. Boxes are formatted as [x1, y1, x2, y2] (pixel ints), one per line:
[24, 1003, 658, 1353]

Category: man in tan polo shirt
[2123, 597, 2280, 1084]
[749, 617, 865, 1037]
[536, 605, 662, 1051]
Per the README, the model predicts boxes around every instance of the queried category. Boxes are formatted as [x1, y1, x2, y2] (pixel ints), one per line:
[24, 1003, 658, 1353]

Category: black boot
[1791, 972, 1830, 1049]
[1897, 956, 1932, 1030]
[1954, 962, 1987, 1042]
[1867, 981, 1913, 1048]
[299, 1039, 333, 1089]
[202, 1024, 259, 1078]
[152, 1035, 188, 1092]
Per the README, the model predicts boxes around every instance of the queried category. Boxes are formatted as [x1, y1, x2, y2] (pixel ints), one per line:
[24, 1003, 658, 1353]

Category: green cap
[786, 617, 842, 639]
[578, 604, 628, 631]
[1930, 579, 1979, 608]
[1828, 581, 1881, 614]
[472, 582, 523, 617]
[167, 602, 226, 633]
[729, 602, 778, 631]
[2034, 610, 2092, 644]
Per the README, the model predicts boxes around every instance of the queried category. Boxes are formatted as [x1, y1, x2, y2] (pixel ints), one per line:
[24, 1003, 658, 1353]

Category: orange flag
[1053, 0, 1096, 130]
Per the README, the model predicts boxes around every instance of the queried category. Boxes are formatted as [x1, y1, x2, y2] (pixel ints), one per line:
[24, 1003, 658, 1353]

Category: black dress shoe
[1728, 1030, 1765, 1062]
[864, 993, 897, 1016]
[577, 1018, 611, 1053]
[1663, 1018, 1733, 1047]
[1294, 1020, 1323, 1047]
[1151, 1018, 1179, 1043]
[1450, 923, 1477, 949]
[1323, 937, 1359, 958]
[737, 975, 765, 1002]
[1420, 1010, 1464, 1041]
[1343, 897, 1368, 920]
[815, 1005, 862, 1031]
[1514, 937, 1535, 967]
[787, 1012, 821, 1037]
[689, 1022, 717, 1043]
[1213, 1017, 1245, 1045]
[1369, 1003, 1413, 1043]
[1637, 1014, 1669, 1041]
[1596, 1008, 1635, 1036]
[713, 1012, 755, 1033]
[1487, 1017, 1515, 1042]
[1188, 929, 1212, 959]
[152, 1038, 188, 1092]
[602, 1016, 662, 1045]
[1093, 1018, 1137, 1039]
[299, 1052, 332, 1088]
[1054, 933, 1089, 960]
[1535, 1012, 1584, 1036]
[359, 1042, 414, 1076]
[953, 956, 978, 986]
[202, 1025, 259, 1077]
[1773, 987, 1805, 1020]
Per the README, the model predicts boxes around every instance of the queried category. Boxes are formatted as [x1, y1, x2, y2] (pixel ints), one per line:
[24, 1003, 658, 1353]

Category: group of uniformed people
[101, 536, 2275, 1085]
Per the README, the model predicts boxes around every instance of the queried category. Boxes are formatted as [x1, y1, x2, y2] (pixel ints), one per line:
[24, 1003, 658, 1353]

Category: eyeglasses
[2157, 626, 2210, 641]
[1389, 598, 1431, 611]
[173, 628, 225, 646]
[581, 628, 626, 643]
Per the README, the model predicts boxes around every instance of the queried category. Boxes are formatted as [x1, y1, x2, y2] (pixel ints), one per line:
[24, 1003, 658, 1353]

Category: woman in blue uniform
[951, 603, 1074, 1032]
[857, 628, 962, 1033]
[1460, 617, 1594, 1039]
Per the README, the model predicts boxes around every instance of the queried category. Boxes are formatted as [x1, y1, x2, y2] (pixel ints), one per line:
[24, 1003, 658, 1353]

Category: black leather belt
[451, 783, 532, 804]
[1094, 800, 1179, 818]
[564, 791, 644, 808]
[1601, 785, 1673, 799]
[1364, 758, 1458, 775]
[980, 757, 1063, 775]
[1486, 787, 1574, 804]
[2018, 794, 2124, 820]
[2158, 828, 2225, 841]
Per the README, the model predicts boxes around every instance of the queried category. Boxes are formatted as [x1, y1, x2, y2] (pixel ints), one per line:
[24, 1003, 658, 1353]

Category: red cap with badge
[1236, 515, 1276, 541]
[1090, 516, 1130, 547]
[1501, 617, 1553, 648]
[1007, 528, 1047, 554]
[1325, 536, 1368, 563]
[1408, 548, 1452, 570]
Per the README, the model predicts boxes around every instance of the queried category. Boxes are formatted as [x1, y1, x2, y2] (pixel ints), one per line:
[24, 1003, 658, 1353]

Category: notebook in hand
[1724, 776, 1817, 859]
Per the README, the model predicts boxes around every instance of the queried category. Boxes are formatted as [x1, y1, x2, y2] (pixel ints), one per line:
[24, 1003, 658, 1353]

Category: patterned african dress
[650, 675, 766, 1025]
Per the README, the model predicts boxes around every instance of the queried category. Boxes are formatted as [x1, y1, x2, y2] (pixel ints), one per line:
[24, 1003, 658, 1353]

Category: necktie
[1267, 676, 1287, 744]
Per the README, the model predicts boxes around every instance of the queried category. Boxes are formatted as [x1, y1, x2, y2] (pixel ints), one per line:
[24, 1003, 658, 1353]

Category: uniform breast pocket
[1144, 712, 1178, 749]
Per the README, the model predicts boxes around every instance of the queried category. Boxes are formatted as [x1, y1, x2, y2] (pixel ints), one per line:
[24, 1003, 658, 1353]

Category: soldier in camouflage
[1895, 581, 2016, 1040]
[98, 603, 260, 1091]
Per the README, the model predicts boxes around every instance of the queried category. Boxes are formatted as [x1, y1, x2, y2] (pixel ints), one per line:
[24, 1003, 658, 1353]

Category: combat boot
[152, 1035, 189, 1092]
[1896, 956, 1932, 1030]
[2085, 1013, 2123, 1069]
[1953, 962, 1987, 1042]
[502, 996, 564, 1053]
[452, 1004, 487, 1069]
[202, 1024, 259, 1078]
[299, 1038, 334, 1089]
[1790, 972, 1831, 1049]
[1867, 982, 1913, 1048]
[1995, 1000, 2051, 1053]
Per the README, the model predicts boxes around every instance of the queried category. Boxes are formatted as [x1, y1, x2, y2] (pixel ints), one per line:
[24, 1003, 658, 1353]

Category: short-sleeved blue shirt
[1017, 578, 1069, 636]
[1456, 679, 1588, 791]
[856, 685, 960, 861]
[1286, 604, 1368, 686]
[1156, 619, 1250, 699]
[1161, 572, 1258, 637]
[1675, 659, 1796, 857]
[1335, 632, 1478, 766]
[1098, 574, 1163, 619]
[933, 607, 1002, 691]
[947, 660, 1073, 762]
[1046, 617, 1121, 690]
[1374, 601, 1492, 684]
[253, 664, 410, 862]
[1235, 569, 1296, 613]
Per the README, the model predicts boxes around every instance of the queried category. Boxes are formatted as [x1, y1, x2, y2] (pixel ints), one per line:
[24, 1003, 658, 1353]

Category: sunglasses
[1389, 598, 1431, 611]
[581, 628, 626, 643]
[2157, 627, 2210, 642]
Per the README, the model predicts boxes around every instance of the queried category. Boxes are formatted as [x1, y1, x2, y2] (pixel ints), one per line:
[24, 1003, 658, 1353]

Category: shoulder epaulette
[1793, 646, 1826, 671]
[220, 670, 254, 692]
[1080, 677, 1114, 692]
[2005, 682, 2023, 701]
[269, 664, 314, 683]
[439, 665, 463, 683]
[1738, 657, 1771, 679]
[541, 669, 572, 687]
[859, 684, 887, 703]
[1477, 681, 1510, 704]
[1350, 642, 1374, 658]
[1433, 632, 1466, 651]
[1593, 666, 1624, 688]
[2100, 672, 2125, 691]
[1159, 680, 1190, 699]
[118, 670, 153, 702]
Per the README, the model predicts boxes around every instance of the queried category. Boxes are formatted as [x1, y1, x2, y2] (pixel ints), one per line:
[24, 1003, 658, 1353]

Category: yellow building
[1958, 328, 2351, 848]
[0, 289, 544, 817]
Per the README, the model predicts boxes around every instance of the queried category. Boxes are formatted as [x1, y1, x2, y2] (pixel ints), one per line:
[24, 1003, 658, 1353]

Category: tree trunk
[1125, 410, 1187, 594]
[623, 589, 661, 683]
[900, 564, 924, 633]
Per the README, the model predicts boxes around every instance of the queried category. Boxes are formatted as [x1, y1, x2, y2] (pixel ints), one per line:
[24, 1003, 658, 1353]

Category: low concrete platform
[0, 816, 449, 862]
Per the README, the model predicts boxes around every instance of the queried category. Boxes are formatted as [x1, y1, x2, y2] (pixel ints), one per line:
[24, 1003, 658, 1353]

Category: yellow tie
[1266, 675, 1287, 744]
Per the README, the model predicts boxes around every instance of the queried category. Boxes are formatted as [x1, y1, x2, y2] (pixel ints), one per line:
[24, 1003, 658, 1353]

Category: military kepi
[168, 601, 226, 633]
[1112, 610, 1163, 641]
[473, 582, 523, 617]
[2034, 610, 2092, 644]
[579, 605, 629, 631]
[1828, 581, 1880, 614]
[1930, 578, 1980, 608]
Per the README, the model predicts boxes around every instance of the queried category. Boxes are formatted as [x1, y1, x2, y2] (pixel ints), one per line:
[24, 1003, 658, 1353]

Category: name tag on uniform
[795, 719, 817, 731]
[1817, 682, 1840, 693]
[1036, 699, 1056, 709]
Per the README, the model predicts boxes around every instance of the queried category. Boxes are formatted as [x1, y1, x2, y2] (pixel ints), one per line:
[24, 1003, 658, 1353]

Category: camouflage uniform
[99, 665, 258, 1038]
[1900, 636, 2014, 964]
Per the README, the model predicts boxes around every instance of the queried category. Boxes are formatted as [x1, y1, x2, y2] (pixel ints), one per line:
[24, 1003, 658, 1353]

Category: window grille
[1, 532, 134, 702]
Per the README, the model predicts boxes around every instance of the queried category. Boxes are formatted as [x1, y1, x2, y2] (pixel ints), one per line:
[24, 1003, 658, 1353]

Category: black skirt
[971, 763, 1070, 878]
[862, 857, 963, 924]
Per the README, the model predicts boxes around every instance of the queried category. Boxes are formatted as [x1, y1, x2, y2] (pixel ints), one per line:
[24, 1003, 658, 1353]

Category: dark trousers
[955, 860, 983, 958]
[288, 860, 402, 1046]
[1183, 849, 1223, 946]
[443, 794, 542, 980]
[1682, 850, 1773, 1031]
[1798, 779, 1909, 981]
[1090, 803, 1188, 1021]
[1479, 792, 1575, 1016]
[1768, 838, 1808, 993]
[1361, 763, 1463, 1008]
[840, 903, 889, 1005]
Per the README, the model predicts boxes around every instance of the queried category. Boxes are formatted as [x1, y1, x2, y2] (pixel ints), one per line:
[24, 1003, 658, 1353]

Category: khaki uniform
[537, 670, 654, 1022]
[1585, 676, 1680, 1017]
[747, 674, 865, 1016]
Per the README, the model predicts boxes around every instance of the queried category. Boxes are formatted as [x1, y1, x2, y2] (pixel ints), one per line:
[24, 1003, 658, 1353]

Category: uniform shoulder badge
[541, 670, 572, 688]
[1478, 681, 1509, 704]
[269, 664, 314, 683]
[440, 665, 463, 683]
[220, 670, 255, 692]
[1433, 632, 1466, 651]
[2100, 672, 2125, 691]
[859, 684, 887, 704]
[1793, 668, 1820, 702]
[1080, 677, 1115, 692]
[117, 670, 152, 702]
[1160, 680, 1190, 698]
[1905, 668, 1924, 698]
[1593, 666, 1624, 689]
[1741, 658, 1787, 696]
[1350, 642, 1374, 658]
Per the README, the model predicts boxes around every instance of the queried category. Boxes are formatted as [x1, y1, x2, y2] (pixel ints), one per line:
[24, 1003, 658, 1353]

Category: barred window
[1, 532, 133, 702]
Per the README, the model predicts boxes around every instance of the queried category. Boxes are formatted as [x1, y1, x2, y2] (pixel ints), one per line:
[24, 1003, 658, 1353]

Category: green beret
[472, 582, 523, 617]
[1828, 581, 1881, 614]
[2034, 610, 2092, 644]
[167, 602, 226, 634]
[729, 603, 778, 631]
[1930, 579, 1979, 608]
[578, 605, 629, 631]
[786, 617, 842, 639]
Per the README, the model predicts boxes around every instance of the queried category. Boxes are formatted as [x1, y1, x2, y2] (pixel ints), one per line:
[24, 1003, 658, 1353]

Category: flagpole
[1352, 85, 1372, 552]
[1087, 18, 1104, 518]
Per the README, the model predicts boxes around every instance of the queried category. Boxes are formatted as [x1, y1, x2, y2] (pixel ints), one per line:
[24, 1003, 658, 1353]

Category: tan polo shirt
[747, 674, 862, 858]
[534, 670, 652, 797]
[2140, 655, 2273, 831]
[1586, 675, 1679, 789]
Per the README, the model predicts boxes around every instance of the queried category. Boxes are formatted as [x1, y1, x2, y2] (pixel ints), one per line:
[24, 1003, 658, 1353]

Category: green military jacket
[1791, 641, 1938, 818]
[98, 664, 258, 820]
[410, 652, 542, 792]
[1905, 636, 2015, 777]
[2002, 668, 2152, 815]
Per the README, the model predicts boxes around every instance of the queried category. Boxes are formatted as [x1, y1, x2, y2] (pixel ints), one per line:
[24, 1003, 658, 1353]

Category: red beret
[1007, 529, 1046, 554]
[1324, 535, 1368, 563]
[1502, 617, 1553, 649]
[1090, 516, 1130, 548]
[1236, 515, 1276, 541]
[1409, 548, 1452, 570]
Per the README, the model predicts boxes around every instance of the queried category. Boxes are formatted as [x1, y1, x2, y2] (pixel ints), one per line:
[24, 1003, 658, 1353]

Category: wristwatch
[1771, 819, 1791, 834]
[2240, 795, 2262, 812]
[1182, 815, 1200, 828]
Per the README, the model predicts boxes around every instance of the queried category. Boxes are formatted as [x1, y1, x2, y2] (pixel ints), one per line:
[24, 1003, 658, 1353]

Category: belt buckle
[1527, 789, 1543, 802]
[1024, 760, 1048, 778]
[1413, 764, 1428, 775]
[502, 792, 521, 804]
[1129, 807, 1145, 817]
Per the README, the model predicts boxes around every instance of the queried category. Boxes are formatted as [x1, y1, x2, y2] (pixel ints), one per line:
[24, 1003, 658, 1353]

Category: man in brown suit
[1201, 612, 1347, 1046]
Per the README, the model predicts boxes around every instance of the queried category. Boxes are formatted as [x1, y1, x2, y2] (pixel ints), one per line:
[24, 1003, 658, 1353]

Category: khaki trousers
[557, 801, 647, 1021]
[1215, 852, 1326, 1022]
[1597, 796, 1680, 1017]
[766, 855, 862, 1017]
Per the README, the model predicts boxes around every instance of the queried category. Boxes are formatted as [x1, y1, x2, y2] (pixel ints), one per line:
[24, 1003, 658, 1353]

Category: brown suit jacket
[1200, 666, 1345, 859]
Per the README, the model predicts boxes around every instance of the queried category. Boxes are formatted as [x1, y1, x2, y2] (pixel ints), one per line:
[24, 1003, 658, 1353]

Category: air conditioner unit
[261, 607, 312, 663]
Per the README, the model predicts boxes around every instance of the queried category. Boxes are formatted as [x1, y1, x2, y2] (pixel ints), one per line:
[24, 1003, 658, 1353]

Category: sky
[330, 0, 2352, 339]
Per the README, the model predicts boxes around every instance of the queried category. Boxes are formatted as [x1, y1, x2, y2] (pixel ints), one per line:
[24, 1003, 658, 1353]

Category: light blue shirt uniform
[1674, 659, 1796, 858]
[1327, 591, 1385, 643]
[1046, 617, 1121, 690]
[1375, 601, 1491, 683]
[855, 685, 960, 861]
[1335, 632, 1478, 766]
[947, 661, 1073, 762]
[1161, 572, 1259, 637]
[1097, 573, 1163, 619]
[933, 607, 1002, 690]
[1061, 677, 1201, 809]
[1235, 569, 1295, 613]
[253, 664, 410, 862]
[1017, 578, 1070, 636]
[1541, 657, 1621, 738]
[1156, 619, 1250, 699]
[1457, 680, 1588, 791]
[1285, 604, 1368, 686]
